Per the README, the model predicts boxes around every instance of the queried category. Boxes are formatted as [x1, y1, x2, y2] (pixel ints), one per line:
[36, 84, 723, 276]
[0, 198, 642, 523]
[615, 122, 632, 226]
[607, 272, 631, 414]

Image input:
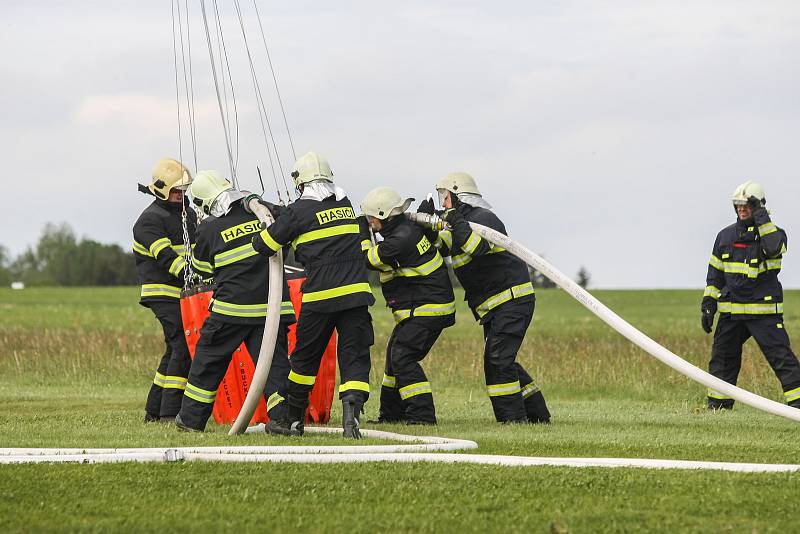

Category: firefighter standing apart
[252, 152, 375, 438]
[701, 180, 800, 410]
[425, 172, 551, 424]
[360, 187, 456, 425]
[174, 170, 296, 432]
[133, 158, 195, 422]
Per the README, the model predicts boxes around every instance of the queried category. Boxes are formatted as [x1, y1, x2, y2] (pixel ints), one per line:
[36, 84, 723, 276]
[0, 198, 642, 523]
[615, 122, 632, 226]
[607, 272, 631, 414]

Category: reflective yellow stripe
[192, 256, 213, 273]
[399, 381, 432, 400]
[765, 258, 782, 271]
[258, 229, 283, 252]
[292, 224, 359, 249]
[392, 252, 443, 277]
[475, 282, 535, 318]
[168, 256, 187, 276]
[758, 222, 777, 236]
[703, 285, 721, 300]
[784, 387, 800, 403]
[153, 372, 167, 387]
[487, 381, 522, 397]
[289, 371, 316, 385]
[382, 374, 397, 388]
[301, 282, 372, 303]
[163, 375, 188, 390]
[149, 237, 171, 258]
[413, 301, 456, 317]
[133, 241, 152, 257]
[521, 381, 541, 399]
[707, 388, 731, 400]
[367, 246, 391, 270]
[709, 254, 723, 271]
[140, 284, 181, 299]
[185, 383, 217, 404]
[718, 302, 783, 315]
[171, 244, 188, 255]
[451, 253, 472, 269]
[462, 231, 481, 255]
[437, 230, 453, 250]
[339, 380, 370, 393]
[211, 299, 295, 318]
[392, 309, 413, 324]
[267, 392, 285, 411]
[360, 239, 371, 252]
[214, 243, 259, 268]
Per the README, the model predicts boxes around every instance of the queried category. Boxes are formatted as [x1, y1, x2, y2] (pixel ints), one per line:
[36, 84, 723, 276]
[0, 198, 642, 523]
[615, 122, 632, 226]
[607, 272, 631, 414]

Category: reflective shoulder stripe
[301, 282, 373, 303]
[140, 284, 181, 299]
[475, 282, 534, 318]
[149, 237, 172, 258]
[168, 256, 187, 276]
[717, 302, 783, 315]
[339, 381, 370, 394]
[133, 241, 152, 257]
[292, 224, 360, 249]
[487, 381, 521, 397]
[709, 254, 724, 270]
[703, 285, 721, 300]
[192, 256, 214, 273]
[214, 243, 259, 268]
[462, 230, 482, 255]
[211, 299, 295, 318]
[399, 381, 432, 400]
[185, 382, 217, 404]
[259, 229, 283, 252]
[758, 222, 777, 237]
[289, 370, 316, 385]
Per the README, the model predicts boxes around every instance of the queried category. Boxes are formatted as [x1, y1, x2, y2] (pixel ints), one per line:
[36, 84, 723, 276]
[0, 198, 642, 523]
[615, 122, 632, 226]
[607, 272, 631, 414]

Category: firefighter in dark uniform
[701, 180, 800, 409]
[252, 151, 375, 439]
[133, 158, 195, 423]
[174, 170, 296, 432]
[359, 187, 456, 425]
[425, 172, 550, 424]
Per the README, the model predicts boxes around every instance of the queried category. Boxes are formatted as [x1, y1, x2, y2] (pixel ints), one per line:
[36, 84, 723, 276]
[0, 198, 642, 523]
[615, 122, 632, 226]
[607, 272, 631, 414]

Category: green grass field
[1, 287, 799, 532]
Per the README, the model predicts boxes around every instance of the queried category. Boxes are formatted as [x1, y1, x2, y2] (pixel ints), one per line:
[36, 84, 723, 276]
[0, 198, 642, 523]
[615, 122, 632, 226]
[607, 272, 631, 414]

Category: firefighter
[359, 187, 456, 425]
[174, 170, 296, 432]
[701, 180, 800, 410]
[424, 172, 550, 424]
[252, 151, 375, 439]
[133, 158, 195, 423]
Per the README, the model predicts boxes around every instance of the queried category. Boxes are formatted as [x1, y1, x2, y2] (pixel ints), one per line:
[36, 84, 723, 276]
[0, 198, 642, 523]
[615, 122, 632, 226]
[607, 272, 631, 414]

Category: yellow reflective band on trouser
[339, 381, 370, 394]
[292, 224, 360, 249]
[521, 381, 541, 399]
[185, 383, 217, 404]
[168, 256, 187, 276]
[707, 388, 732, 400]
[399, 381, 432, 400]
[718, 302, 783, 315]
[289, 371, 316, 385]
[709, 254, 723, 271]
[758, 222, 777, 236]
[462, 230, 481, 255]
[392, 252, 444, 277]
[192, 256, 213, 273]
[784, 387, 800, 403]
[214, 243, 259, 268]
[382, 374, 397, 388]
[267, 392, 285, 411]
[163, 375, 188, 390]
[703, 285, 721, 299]
[476, 282, 535, 318]
[133, 241, 152, 257]
[259, 229, 283, 252]
[487, 381, 522, 397]
[211, 299, 295, 318]
[149, 237, 171, 258]
[153, 372, 167, 388]
[141, 284, 181, 299]
[302, 283, 373, 303]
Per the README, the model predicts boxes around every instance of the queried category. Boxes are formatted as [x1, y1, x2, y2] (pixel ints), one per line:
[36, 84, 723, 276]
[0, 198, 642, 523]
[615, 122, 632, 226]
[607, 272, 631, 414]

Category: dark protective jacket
[253, 195, 375, 313]
[362, 216, 456, 325]
[435, 203, 534, 322]
[133, 198, 196, 306]
[192, 200, 295, 326]
[702, 208, 787, 319]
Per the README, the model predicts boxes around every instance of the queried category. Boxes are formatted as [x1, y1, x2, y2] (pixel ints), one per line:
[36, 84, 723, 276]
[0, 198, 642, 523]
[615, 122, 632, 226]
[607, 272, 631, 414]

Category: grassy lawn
[1, 287, 799, 532]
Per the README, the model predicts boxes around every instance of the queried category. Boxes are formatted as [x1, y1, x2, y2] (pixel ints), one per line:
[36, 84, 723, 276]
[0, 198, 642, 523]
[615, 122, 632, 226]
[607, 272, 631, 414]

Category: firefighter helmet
[732, 180, 766, 206]
[291, 151, 333, 188]
[435, 172, 481, 196]
[361, 187, 414, 220]
[149, 158, 192, 200]
[189, 170, 233, 215]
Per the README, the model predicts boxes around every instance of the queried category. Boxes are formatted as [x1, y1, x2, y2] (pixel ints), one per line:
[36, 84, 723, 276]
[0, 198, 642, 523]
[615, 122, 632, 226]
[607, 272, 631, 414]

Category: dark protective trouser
[178, 317, 291, 431]
[145, 301, 192, 419]
[482, 297, 550, 423]
[707, 314, 800, 409]
[286, 306, 373, 414]
[379, 316, 449, 424]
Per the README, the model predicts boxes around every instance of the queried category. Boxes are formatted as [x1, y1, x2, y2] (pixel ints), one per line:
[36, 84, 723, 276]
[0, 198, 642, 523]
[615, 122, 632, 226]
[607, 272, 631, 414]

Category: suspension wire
[176, 0, 198, 172]
[170, 0, 184, 168]
[253, 0, 297, 165]
[232, 0, 285, 203]
[212, 0, 241, 177]
[182, 0, 199, 174]
[200, 0, 238, 186]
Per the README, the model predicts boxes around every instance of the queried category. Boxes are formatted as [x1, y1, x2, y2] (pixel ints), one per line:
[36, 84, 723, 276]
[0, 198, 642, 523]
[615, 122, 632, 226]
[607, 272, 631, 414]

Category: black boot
[266, 398, 305, 437]
[175, 413, 203, 433]
[524, 391, 551, 424]
[342, 395, 363, 439]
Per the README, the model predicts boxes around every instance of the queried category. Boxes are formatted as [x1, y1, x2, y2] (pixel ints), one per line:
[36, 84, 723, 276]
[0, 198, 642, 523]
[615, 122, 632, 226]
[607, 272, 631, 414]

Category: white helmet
[362, 187, 414, 220]
[291, 151, 333, 188]
[436, 172, 481, 196]
[149, 158, 192, 200]
[189, 170, 233, 215]
[732, 180, 766, 206]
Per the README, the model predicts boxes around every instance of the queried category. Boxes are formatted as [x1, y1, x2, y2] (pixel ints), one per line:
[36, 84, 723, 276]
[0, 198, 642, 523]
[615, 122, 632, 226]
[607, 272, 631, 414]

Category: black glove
[417, 197, 435, 214]
[746, 195, 762, 210]
[441, 208, 465, 225]
[747, 195, 770, 226]
[700, 298, 717, 334]
[357, 215, 371, 242]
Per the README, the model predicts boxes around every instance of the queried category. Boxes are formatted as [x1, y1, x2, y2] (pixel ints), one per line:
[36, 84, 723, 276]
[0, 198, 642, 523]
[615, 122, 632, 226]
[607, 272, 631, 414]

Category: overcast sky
[1, 1, 798, 288]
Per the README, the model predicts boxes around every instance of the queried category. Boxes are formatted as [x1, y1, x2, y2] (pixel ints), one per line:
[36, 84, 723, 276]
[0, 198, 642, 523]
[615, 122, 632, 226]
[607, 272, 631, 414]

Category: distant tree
[0, 245, 11, 286]
[529, 253, 556, 289]
[576, 266, 591, 289]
